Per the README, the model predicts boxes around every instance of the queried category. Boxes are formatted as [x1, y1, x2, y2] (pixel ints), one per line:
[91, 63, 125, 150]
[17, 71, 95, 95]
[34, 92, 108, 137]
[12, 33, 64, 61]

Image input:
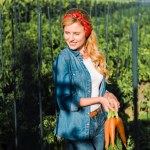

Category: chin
[69, 46, 77, 50]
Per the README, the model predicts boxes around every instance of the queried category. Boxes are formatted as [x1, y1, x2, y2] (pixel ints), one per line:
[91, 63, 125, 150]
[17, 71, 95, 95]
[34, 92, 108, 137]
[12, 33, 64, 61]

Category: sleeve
[53, 53, 81, 111]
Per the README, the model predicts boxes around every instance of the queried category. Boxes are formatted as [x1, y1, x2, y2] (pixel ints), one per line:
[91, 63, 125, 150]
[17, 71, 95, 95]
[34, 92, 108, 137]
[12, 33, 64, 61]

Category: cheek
[75, 35, 84, 42]
[64, 35, 69, 42]
[78, 36, 86, 43]
[64, 34, 67, 39]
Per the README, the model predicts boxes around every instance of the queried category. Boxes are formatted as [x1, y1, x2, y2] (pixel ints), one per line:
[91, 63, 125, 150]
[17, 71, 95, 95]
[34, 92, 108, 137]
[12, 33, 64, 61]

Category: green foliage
[126, 135, 135, 150]
[117, 71, 133, 105]
[43, 115, 57, 144]
[0, 0, 149, 149]
[139, 82, 150, 120]
[107, 133, 123, 150]
[138, 121, 150, 149]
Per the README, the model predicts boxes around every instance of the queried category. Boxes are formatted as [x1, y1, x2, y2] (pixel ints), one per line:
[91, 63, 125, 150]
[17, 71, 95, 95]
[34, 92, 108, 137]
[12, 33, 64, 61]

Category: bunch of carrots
[104, 110, 127, 149]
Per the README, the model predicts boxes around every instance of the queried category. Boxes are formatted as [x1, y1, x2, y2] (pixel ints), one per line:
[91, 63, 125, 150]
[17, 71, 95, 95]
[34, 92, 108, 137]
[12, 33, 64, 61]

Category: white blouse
[83, 58, 103, 112]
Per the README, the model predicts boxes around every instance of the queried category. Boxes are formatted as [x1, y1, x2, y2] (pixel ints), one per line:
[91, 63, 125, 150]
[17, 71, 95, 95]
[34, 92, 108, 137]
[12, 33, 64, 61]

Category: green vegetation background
[0, 0, 149, 149]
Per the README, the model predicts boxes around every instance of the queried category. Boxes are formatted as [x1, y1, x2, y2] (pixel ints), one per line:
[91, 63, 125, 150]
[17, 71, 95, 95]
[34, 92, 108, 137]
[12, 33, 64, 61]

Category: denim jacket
[53, 46, 106, 140]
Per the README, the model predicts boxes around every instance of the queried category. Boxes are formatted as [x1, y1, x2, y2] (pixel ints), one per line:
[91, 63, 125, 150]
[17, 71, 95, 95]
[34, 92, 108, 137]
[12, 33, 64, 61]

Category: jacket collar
[67, 45, 82, 59]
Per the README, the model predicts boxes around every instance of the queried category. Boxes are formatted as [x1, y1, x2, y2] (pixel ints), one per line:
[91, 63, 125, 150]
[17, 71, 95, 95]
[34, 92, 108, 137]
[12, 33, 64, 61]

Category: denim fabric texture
[65, 110, 105, 150]
[53, 46, 106, 140]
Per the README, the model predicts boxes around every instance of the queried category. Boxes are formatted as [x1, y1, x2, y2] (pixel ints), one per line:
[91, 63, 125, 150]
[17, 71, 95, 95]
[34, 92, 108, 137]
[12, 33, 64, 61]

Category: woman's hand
[99, 97, 115, 112]
[104, 92, 120, 111]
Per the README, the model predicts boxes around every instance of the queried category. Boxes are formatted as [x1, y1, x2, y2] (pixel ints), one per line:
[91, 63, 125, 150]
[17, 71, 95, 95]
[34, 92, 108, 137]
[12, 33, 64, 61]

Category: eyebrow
[64, 31, 80, 33]
[74, 32, 80, 34]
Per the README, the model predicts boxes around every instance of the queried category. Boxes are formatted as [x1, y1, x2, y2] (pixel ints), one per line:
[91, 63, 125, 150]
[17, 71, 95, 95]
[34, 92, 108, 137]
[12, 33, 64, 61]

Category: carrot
[104, 119, 110, 149]
[104, 110, 126, 149]
[109, 117, 116, 147]
[116, 117, 127, 147]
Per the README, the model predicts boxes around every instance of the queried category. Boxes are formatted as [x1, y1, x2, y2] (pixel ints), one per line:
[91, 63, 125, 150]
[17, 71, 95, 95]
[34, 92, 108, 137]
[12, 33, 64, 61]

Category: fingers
[101, 97, 115, 112]
[110, 101, 120, 111]
[105, 102, 119, 112]
[106, 99, 115, 112]
[103, 107, 109, 112]
[103, 105, 114, 112]
[108, 99, 116, 109]
[108, 103, 115, 111]
[106, 93, 120, 111]
[113, 101, 120, 111]
[101, 96, 120, 112]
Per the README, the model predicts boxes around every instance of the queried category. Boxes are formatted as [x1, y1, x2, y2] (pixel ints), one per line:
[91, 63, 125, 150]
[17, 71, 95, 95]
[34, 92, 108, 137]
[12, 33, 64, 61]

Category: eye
[74, 32, 80, 35]
[64, 31, 70, 35]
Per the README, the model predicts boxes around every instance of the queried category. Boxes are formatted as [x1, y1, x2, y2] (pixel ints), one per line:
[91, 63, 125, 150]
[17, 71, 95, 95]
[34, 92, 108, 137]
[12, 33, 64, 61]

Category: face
[64, 22, 86, 52]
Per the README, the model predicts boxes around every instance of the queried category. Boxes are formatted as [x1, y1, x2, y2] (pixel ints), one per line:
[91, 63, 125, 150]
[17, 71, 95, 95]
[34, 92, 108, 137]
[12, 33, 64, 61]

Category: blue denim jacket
[53, 46, 106, 140]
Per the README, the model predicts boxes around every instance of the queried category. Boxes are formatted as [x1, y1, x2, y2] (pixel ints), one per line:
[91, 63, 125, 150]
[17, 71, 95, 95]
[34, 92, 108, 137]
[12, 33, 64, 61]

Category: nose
[69, 34, 75, 41]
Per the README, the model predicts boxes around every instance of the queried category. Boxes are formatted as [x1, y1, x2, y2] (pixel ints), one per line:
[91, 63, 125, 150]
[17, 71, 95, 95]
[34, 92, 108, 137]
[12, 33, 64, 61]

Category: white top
[83, 58, 103, 112]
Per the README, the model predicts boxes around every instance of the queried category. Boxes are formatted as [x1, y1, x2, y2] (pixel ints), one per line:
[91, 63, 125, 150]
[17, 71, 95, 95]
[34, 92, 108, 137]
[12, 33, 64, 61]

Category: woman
[53, 8, 120, 150]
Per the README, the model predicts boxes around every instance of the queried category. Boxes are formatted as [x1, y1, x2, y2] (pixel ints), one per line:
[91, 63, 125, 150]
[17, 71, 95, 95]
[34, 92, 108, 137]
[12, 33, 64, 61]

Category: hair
[62, 8, 109, 80]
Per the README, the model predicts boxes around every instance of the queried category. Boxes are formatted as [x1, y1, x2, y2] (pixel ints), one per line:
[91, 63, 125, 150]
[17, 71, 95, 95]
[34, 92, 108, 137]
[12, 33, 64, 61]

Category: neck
[79, 49, 89, 59]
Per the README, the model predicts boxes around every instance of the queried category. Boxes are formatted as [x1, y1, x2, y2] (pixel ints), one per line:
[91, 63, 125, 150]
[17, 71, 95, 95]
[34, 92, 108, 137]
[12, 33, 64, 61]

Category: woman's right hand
[99, 97, 114, 112]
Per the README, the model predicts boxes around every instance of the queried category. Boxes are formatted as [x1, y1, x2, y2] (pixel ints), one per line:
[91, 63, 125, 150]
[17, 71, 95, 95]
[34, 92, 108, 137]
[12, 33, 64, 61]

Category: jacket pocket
[71, 70, 81, 88]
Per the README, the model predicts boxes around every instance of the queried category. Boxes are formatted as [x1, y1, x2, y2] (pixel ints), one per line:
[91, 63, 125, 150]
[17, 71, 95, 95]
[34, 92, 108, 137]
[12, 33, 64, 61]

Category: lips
[69, 42, 77, 46]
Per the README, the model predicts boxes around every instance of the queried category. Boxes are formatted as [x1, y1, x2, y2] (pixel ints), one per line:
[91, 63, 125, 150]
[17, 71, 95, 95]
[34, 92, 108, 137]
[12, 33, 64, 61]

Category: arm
[53, 53, 116, 112]
[53, 53, 81, 111]
[80, 96, 114, 112]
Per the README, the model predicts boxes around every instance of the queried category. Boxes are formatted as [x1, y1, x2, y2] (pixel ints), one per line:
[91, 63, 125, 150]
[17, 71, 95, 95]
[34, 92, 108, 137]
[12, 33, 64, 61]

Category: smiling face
[64, 22, 86, 52]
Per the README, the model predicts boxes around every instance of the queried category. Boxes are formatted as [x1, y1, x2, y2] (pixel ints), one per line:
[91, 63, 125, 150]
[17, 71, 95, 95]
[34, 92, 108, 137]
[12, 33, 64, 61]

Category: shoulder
[56, 47, 71, 61]
[53, 47, 71, 66]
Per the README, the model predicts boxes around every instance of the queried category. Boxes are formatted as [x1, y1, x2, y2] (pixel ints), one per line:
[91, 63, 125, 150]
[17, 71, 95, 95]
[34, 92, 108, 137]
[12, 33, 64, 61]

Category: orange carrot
[116, 117, 127, 147]
[109, 117, 116, 147]
[104, 119, 110, 148]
